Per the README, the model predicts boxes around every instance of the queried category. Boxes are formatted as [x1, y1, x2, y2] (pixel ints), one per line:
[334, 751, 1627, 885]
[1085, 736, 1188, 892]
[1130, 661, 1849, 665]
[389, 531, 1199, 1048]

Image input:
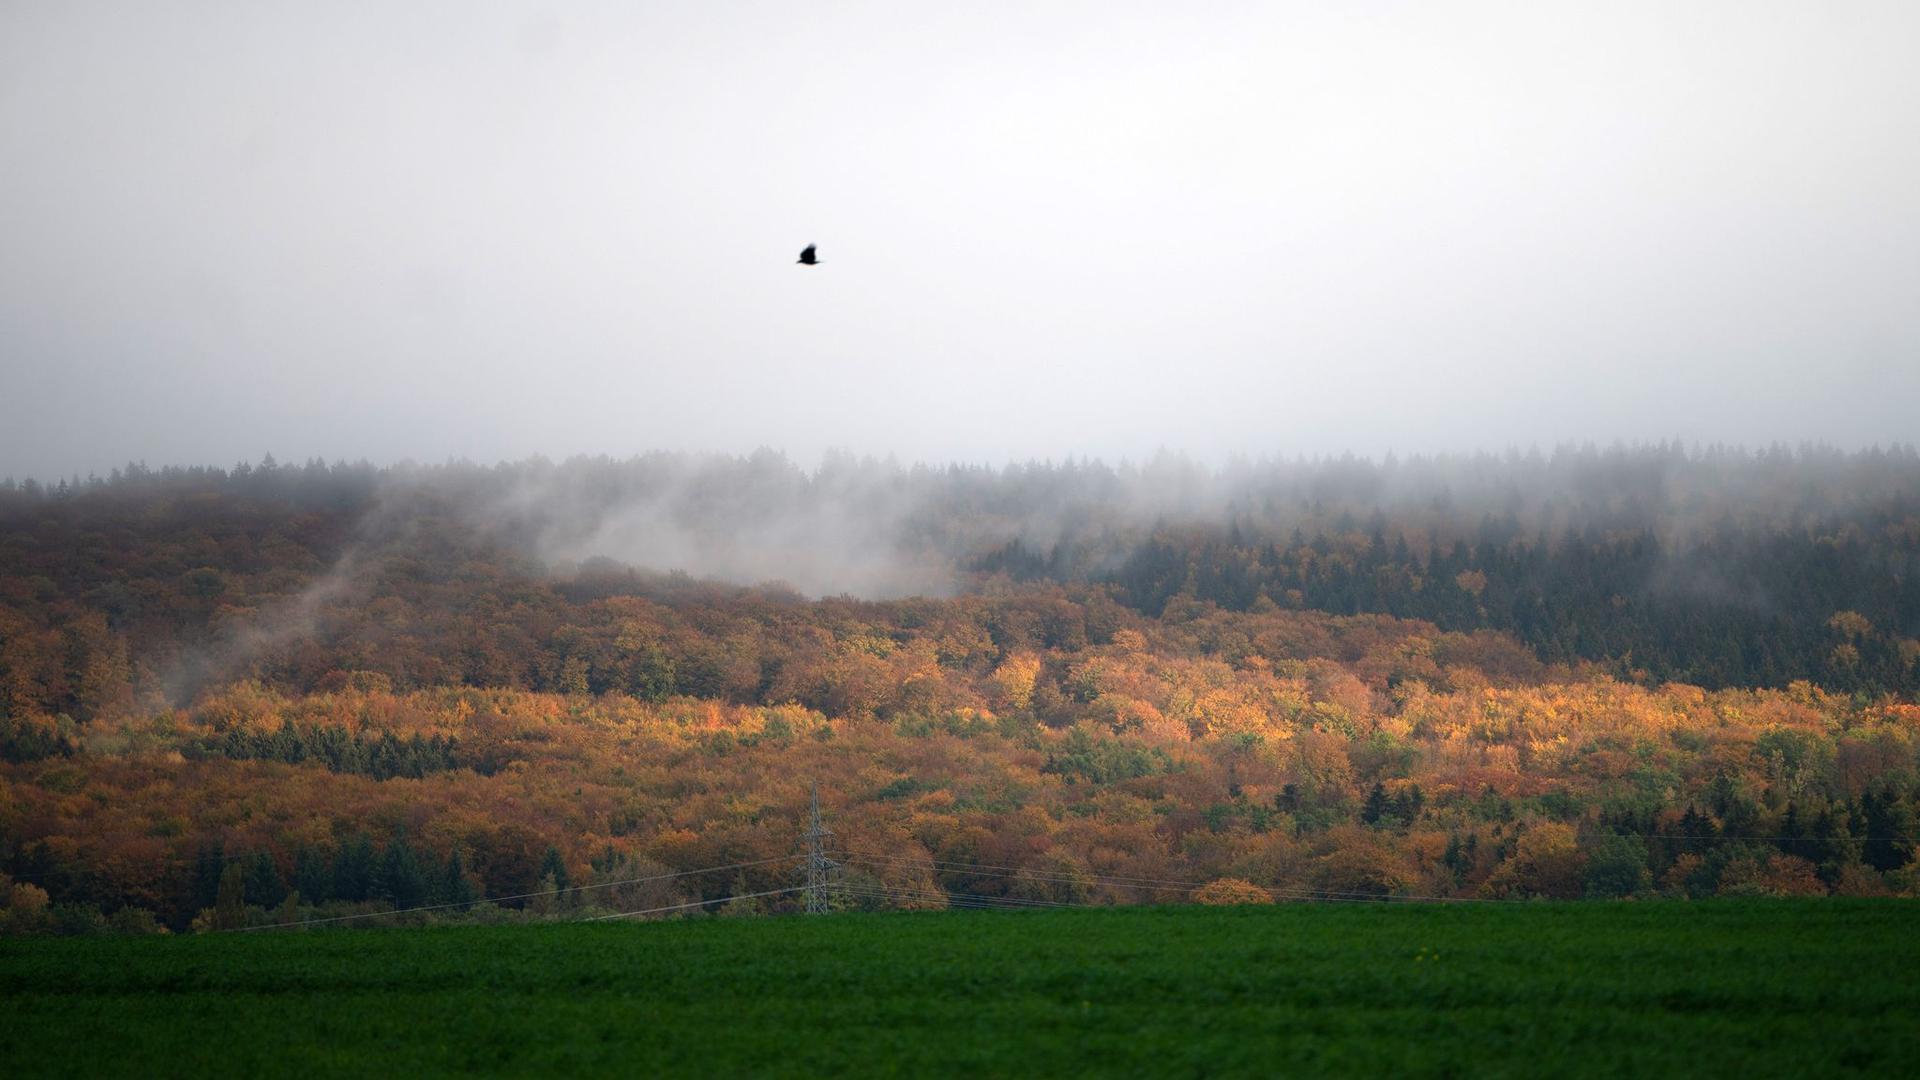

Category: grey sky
[3, 1, 1917, 480]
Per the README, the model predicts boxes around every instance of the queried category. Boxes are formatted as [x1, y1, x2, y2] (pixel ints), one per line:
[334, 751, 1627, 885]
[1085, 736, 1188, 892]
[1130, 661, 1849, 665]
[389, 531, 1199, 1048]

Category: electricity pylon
[801, 782, 839, 913]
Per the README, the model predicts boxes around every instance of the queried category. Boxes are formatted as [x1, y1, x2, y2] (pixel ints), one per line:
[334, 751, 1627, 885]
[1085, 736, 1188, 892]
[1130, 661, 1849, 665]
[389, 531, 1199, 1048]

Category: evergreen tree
[538, 845, 572, 902]
[1678, 804, 1715, 855]
[1442, 834, 1468, 883]
[332, 832, 376, 903]
[191, 842, 226, 912]
[294, 845, 332, 904]
[213, 862, 248, 931]
[1394, 784, 1425, 825]
[438, 849, 478, 911]
[1361, 783, 1390, 826]
[244, 852, 286, 908]
[1861, 786, 1916, 872]
[374, 835, 429, 910]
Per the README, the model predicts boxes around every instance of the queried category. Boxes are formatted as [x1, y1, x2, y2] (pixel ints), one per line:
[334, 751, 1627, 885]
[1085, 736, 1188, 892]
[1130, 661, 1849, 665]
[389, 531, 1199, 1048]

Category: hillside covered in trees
[1, 445, 1917, 931]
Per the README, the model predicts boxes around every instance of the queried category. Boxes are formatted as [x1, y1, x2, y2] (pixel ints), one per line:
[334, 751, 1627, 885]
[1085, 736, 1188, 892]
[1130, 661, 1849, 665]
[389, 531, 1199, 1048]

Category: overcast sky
[3, 1, 1916, 479]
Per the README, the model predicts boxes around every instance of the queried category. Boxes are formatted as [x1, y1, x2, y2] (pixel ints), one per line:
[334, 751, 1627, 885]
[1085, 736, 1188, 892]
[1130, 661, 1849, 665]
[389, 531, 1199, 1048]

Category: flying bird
[797, 244, 819, 266]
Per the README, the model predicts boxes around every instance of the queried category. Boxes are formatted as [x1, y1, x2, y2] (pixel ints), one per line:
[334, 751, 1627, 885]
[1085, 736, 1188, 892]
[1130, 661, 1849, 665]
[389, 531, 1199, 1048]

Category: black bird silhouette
[797, 244, 819, 266]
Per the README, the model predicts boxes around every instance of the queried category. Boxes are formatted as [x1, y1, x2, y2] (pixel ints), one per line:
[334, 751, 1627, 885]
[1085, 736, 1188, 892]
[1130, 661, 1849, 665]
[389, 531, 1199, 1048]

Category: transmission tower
[801, 782, 839, 913]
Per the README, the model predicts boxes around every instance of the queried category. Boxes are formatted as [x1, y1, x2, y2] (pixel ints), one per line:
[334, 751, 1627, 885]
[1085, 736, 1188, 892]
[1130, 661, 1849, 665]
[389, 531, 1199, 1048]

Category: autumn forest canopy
[2, 443, 1919, 932]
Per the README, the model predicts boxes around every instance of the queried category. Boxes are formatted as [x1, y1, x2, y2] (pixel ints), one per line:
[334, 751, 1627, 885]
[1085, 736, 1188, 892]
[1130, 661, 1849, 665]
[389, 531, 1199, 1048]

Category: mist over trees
[3, 442, 1916, 711]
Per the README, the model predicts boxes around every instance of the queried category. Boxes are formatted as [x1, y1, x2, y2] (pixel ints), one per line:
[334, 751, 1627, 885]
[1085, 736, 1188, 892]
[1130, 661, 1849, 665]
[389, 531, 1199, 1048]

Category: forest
[1, 444, 1917, 931]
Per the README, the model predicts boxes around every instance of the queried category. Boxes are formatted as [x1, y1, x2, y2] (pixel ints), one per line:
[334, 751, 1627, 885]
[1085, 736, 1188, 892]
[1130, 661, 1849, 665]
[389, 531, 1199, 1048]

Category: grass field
[3, 901, 1917, 1076]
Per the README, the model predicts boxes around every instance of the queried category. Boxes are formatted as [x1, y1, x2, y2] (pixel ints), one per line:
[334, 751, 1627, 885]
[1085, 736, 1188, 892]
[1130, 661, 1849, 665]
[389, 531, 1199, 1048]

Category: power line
[838, 880, 1088, 911]
[4, 828, 1902, 885]
[837, 848, 1268, 895]
[233, 854, 801, 931]
[836, 878, 1077, 910]
[590, 885, 809, 921]
[838, 875, 1428, 912]
[837, 849, 1513, 906]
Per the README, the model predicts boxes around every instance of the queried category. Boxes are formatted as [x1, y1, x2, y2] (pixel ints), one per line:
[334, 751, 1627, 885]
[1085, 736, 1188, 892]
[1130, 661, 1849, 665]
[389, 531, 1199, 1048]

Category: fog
[10, 444, 1914, 701]
[4, 2, 1918, 480]
[190, 443, 1909, 601]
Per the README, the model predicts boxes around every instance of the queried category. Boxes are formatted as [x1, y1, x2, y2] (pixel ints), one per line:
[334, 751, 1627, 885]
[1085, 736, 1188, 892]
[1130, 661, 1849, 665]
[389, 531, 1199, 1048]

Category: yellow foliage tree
[1193, 878, 1273, 905]
[990, 653, 1042, 712]
[1482, 823, 1584, 899]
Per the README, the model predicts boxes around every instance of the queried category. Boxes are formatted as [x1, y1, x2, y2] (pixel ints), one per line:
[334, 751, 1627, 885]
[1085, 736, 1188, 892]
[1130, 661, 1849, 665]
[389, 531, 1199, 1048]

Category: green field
[3, 901, 1917, 1077]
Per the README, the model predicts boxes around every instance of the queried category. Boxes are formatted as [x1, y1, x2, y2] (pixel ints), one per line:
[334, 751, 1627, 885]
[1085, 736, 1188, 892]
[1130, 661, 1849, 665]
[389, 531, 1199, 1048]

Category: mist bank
[2, 442, 1916, 705]
[10, 441, 1919, 593]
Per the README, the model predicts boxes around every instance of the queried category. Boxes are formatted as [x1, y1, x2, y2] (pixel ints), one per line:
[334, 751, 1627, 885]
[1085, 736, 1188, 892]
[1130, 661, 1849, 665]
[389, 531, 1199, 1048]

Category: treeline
[4, 659, 1918, 933]
[2, 445, 1916, 714]
[189, 723, 462, 780]
[3, 829, 541, 933]
[1062, 517, 1919, 692]
[184, 833, 490, 915]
